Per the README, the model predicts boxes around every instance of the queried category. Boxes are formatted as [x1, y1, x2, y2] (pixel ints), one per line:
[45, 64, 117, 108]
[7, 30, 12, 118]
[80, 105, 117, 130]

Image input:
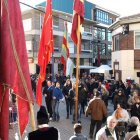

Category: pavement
[9, 98, 114, 140]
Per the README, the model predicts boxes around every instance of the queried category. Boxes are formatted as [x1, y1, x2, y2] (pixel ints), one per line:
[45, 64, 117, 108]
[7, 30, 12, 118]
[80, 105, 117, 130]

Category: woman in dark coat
[130, 97, 140, 121]
[113, 88, 127, 110]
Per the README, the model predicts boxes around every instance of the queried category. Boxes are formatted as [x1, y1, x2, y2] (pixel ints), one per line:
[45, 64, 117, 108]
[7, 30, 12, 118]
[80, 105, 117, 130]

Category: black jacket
[131, 103, 140, 120]
[28, 127, 58, 140]
[43, 86, 54, 102]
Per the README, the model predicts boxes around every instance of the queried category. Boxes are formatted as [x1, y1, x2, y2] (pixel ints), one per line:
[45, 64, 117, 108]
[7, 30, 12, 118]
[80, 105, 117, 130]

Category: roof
[74, 65, 97, 69]
[109, 13, 140, 31]
[90, 65, 112, 73]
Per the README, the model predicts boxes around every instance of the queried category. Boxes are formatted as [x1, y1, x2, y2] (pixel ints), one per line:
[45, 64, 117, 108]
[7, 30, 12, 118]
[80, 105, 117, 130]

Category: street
[9, 98, 114, 140]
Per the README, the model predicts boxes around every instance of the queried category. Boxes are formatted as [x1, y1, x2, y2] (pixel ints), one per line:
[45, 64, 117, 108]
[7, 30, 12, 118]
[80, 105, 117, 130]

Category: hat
[37, 106, 49, 124]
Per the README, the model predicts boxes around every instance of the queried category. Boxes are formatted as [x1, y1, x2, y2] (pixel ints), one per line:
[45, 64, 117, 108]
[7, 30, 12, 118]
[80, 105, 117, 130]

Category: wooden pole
[29, 103, 36, 131]
[75, 15, 81, 123]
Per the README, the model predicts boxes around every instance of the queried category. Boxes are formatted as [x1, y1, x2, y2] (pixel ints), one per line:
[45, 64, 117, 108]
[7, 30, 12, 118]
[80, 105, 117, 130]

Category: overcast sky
[20, 0, 140, 17]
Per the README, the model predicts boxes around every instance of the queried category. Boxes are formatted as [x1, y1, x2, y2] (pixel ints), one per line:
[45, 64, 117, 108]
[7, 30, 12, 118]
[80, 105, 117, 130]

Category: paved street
[9, 98, 114, 140]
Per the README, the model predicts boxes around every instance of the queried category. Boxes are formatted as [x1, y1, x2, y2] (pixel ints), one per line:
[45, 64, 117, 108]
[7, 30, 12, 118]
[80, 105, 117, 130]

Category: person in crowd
[129, 125, 140, 140]
[104, 80, 110, 91]
[113, 88, 127, 110]
[28, 106, 59, 140]
[130, 97, 140, 120]
[101, 85, 109, 107]
[11, 97, 17, 123]
[109, 80, 116, 101]
[85, 91, 107, 139]
[118, 80, 126, 89]
[55, 73, 64, 88]
[96, 116, 121, 140]
[112, 103, 130, 125]
[69, 82, 76, 118]
[30, 74, 37, 96]
[114, 80, 120, 89]
[97, 81, 102, 92]
[72, 81, 83, 124]
[69, 123, 87, 140]
[112, 103, 130, 138]
[111, 88, 118, 103]
[43, 80, 54, 121]
[80, 86, 88, 115]
[71, 74, 76, 83]
[62, 79, 72, 119]
[125, 116, 140, 140]
[52, 82, 64, 122]
[9, 92, 17, 128]
[124, 82, 131, 101]
[130, 84, 137, 96]
[88, 79, 97, 98]
[128, 90, 139, 108]
[129, 135, 140, 140]
[78, 80, 85, 118]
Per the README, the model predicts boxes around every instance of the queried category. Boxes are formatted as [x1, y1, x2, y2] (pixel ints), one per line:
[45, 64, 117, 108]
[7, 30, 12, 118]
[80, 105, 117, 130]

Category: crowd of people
[20, 73, 140, 139]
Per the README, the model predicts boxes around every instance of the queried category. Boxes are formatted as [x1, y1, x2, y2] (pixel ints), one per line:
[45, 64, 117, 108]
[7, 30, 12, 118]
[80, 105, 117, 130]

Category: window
[109, 18, 113, 24]
[95, 9, 112, 25]
[108, 45, 112, 55]
[83, 25, 91, 32]
[108, 31, 112, 41]
[135, 32, 140, 49]
[82, 41, 91, 50]
[96, 28, 105, 40]
[114, 35, 119, 51]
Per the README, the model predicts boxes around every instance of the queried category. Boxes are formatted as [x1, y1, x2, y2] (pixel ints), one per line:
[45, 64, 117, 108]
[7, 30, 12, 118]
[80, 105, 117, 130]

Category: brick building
[109, 14, 140, 83]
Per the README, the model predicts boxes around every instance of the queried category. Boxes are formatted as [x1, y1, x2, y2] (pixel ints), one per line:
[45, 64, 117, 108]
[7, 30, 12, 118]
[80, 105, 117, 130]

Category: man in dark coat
[28, 106, 59, 140]
[62, 79, 72, 119]
[43, 80, 54, 120]
[85, 91, 107, 138]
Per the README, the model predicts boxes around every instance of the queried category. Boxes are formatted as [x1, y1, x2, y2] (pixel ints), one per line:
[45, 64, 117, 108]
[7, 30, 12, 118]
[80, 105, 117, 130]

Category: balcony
[81, 49, 92, 53]
[53, 25, 63, 36]
[82, 31, 93, 40]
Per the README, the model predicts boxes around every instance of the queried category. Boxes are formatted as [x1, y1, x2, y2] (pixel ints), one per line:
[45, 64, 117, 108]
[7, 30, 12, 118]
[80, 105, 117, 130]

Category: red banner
[0, 0, 34, 138]
[71, 0, 84, 52]
[36, 0, 54, 106]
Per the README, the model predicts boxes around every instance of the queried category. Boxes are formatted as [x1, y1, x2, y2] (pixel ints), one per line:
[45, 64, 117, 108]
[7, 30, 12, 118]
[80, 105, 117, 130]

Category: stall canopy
[78, 65, 97, 69]
[90, 65, 112, 73]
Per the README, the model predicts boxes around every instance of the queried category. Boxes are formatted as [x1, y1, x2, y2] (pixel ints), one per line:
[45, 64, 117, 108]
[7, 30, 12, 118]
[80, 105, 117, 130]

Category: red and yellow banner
[61, 22, 70, 75]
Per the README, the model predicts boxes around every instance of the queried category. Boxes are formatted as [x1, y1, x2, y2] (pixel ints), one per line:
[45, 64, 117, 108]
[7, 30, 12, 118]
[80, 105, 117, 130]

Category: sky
[20, 0, 140, 17]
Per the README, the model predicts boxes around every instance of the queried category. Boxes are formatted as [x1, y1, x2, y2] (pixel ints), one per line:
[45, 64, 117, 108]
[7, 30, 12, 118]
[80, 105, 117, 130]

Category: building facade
[109, 14, 140, 83]
[22, 0, 119, 74]
[92, 5, 119, 65]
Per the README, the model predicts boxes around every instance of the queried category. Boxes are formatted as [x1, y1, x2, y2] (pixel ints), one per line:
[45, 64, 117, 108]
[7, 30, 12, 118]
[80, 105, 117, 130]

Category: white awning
[90, 65, 112, 73]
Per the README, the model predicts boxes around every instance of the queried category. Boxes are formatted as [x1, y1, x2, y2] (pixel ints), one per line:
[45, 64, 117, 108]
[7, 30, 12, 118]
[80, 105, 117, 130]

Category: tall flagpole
[75, 15, 81, 123]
